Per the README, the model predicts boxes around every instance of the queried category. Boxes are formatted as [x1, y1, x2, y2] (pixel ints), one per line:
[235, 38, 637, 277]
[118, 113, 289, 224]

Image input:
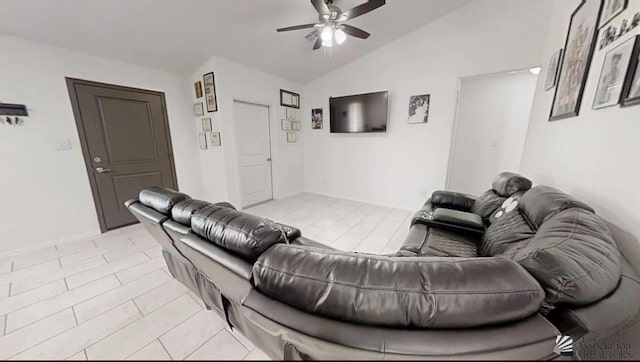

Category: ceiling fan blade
[277, 23, 318, 32]
[341, 24, 371, 39]
[340, 0, 385, 21]
[310, 0, 330, 16]
[313, 36, 322, 50]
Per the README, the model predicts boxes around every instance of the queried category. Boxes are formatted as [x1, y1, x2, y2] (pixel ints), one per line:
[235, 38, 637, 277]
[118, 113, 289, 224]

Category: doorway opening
[446, 67, 539, 195]
[67, 78, 178, 232]
[233, 100, 274, 208]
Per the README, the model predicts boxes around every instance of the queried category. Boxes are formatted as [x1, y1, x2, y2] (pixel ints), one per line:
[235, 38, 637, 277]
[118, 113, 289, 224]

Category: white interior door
[234, 101, 273, 207]
[447, 70, 538, 195]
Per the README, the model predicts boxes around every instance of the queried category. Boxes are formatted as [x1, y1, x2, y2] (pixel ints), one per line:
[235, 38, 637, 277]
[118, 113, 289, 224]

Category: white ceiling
[0, 0, 470, 83]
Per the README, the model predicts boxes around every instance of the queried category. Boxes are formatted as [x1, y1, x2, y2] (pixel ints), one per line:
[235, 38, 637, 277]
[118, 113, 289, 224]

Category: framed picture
[312, 108, 323, 129]
[545, 49, 563, 91]
[599, 0, 628, 29]
[622, 36, 640, 107]
[280, 89, 300, 109]
[203, 72, 218, 112]
[194, 81, 203, 98]
[210, 131, 222, 146]
[408, 94, 430, 124]
[292, 120, 301, 131]
[287, 131, 297, 143]
[198, 132, 207, 150]
[286, 107, 296, 119]
[593, 36, 636, 109]
[201, 117, 212, 132]
[550, 0, 602, 121]
[194, 102, 204, 116]
[281, 119, 292, 131]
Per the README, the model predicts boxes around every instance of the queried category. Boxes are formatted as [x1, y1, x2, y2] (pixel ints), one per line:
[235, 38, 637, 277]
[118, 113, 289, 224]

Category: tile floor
[0, 193, 412, 360]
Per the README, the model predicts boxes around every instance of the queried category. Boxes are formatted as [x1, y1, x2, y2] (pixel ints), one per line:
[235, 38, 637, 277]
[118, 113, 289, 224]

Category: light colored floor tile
[134, 279, 189, 315]
[6, 275, 120, 333]
[11, 256, 107, 295]
[0, 308, 76, 359]
[354, 233, 391, 254]
[0, 314, 5, 337]
[372, 220, 402, 237]
[0, 259, 60, 284]
[0, 258, 12, 274]
[332, 235, 364, 251]
[159, 309, 226, 360]
[0, 279, 67, 315]
[340, 213, 368, 226]
[244, 348, 271, 360]
[344, 222, 376, 239]
[115, 257, 167, 284]
[65, 252, 148, 289]
[59, 248, 105, 267]
[387, 209, 411, 222]
[74, 269, 171, 324]
[312, 217, 337, 228]
[300, 225, 324, 238]
[0, 282, 9, 300]
[127, 340, 171, 360]
[12, 242, 95, 271]
[66, 350, 87, 360]
[226, 326, 255, 350]
[56, 239, 95, 252]
[12, 301, 141, 360]
[143, 246, 163, 259]
[186, 330, 249, 360]
[86, 294, 201, 360]
[103, 238, 157, 263]
[188, 291, 205, 308]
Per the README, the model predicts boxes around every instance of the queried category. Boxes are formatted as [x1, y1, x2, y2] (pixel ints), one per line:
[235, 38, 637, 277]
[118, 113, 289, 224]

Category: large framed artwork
[549, 0, 602, 121]
[203, 72, 218, 112]
[593, 36, 636, 109]
[621, 35, 640, 107]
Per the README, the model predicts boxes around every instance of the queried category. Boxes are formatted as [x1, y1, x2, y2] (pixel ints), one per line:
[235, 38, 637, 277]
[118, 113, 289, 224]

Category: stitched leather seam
[255, 263, 540, 295]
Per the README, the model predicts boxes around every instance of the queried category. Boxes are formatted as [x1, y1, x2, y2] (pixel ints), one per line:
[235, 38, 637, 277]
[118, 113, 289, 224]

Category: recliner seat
[125, 177, 640, 360]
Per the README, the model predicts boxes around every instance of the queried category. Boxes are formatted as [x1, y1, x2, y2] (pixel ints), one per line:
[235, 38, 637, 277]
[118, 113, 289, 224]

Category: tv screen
[329, 91, 388, 133]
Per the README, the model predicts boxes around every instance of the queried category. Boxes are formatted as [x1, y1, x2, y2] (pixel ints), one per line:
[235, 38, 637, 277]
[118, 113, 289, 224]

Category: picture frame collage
[194, 72, 221, 150]
[281, 101, 300, 143]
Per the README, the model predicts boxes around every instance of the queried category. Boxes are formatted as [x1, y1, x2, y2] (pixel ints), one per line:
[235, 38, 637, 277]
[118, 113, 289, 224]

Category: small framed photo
[599, 0, 628, 29]
[210, 131, 222, 146]
[194, 81, 203, 98]
[281, 119, 292, 131]
[408, 94, 430, 124]
[287, 131, 297, 143]
[286, 107, 296, 119]
[292, 120, 301, 131]
[545, 49, 563, 91]
[593, 36, 636, 110]
[312, 108, 323, 129]
[194, 102, 204, 116]
[280, 89, 300, 109]
[201, 117, 212, 132]
[198, 132, 207, 150]
[622, 35, 640, 107]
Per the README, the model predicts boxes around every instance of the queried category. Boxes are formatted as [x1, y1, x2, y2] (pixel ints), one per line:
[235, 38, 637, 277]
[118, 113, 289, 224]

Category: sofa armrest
[430, 191, 477, 211]
[253, 244, 544, 328]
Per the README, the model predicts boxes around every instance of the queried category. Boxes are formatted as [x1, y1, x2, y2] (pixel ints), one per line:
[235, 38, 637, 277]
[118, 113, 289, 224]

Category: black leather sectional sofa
[125, 173, 640, 360]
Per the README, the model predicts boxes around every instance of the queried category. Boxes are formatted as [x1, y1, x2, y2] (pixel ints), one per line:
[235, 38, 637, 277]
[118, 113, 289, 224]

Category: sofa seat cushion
[191, 205, 287, 261]
[139, 187, 190, 215]
[253, 244, 544, 328]
[420, 228, 478, 257]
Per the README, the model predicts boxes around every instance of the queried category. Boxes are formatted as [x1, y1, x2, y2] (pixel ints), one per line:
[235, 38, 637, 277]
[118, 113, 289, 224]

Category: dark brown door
[67, 78, 178, 232]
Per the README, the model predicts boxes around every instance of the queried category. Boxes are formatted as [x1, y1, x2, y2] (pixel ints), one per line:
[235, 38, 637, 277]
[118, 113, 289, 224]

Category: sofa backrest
[471, 172, 532, 220]
[480, 185, 622, 307]
[139, 186, 191, 215]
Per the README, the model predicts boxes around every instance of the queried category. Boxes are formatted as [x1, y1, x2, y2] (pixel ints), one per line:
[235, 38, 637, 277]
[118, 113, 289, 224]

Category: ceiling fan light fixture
[322, 38, 333, 47]
[321, 26, 333, 42]
[335, 28, 347, 44]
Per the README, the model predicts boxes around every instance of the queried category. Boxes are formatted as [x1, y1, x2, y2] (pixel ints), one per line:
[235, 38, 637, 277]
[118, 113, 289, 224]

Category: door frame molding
[231, 99, 274, 208]
[66, 77, 179, 233]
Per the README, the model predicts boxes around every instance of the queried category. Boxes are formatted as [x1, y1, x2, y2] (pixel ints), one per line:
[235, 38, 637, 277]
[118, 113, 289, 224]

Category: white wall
[189, 57, 304, 208]
[448, 70, 539, 195]
[302, 0, 554, 210]
[521, 0, 640, 238]
[0, 34, 203, 254]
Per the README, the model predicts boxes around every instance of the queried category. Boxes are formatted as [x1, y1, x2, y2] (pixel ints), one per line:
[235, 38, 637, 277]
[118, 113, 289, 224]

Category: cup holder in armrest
[414, 208, 485, 237]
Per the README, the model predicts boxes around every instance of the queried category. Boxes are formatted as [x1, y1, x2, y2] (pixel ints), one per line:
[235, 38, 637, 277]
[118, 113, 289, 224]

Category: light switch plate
[56, 139, 72, 150]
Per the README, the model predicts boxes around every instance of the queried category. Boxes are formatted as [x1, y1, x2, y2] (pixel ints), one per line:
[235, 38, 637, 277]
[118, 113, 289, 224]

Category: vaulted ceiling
[0, 0, 470, 83]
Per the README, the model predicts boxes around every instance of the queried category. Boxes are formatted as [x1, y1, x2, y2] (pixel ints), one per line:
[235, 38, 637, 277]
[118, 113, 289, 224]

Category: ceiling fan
[277, 0, 385, 50]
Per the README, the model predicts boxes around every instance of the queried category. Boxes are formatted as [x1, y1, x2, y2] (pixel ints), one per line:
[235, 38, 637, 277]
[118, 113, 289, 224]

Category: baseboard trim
[0, 230, 100, 258]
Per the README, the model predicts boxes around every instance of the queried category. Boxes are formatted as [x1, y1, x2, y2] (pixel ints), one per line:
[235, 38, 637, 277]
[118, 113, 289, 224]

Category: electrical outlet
[55, 139, 72, 150]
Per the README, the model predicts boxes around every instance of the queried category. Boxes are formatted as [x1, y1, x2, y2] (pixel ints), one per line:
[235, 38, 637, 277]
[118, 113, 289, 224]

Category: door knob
[96, 167, 112, 173]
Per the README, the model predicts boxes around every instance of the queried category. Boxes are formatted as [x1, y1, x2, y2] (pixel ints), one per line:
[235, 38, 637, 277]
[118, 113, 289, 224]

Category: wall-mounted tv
[329, 91, 388, 133]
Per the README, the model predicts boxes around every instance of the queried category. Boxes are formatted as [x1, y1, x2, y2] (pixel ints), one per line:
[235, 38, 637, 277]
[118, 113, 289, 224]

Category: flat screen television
[329, 91, 388, 133]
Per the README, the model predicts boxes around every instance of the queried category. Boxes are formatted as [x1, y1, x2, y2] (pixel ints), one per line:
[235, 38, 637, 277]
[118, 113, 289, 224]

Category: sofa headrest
[491, 172, 532, 197]
[172, 199, 214, 226]
[191, 205, 286, 261]
[519, 185, 594, 228]
[139, 187, 190, 215]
